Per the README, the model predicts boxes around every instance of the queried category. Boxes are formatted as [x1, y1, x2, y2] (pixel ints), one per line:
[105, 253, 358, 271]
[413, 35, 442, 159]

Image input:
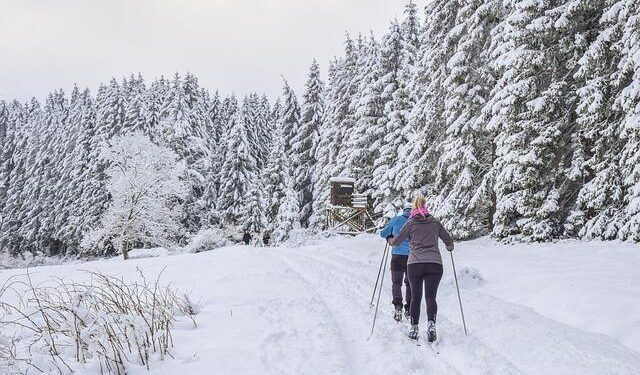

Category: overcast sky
[0, 0, 414, 102]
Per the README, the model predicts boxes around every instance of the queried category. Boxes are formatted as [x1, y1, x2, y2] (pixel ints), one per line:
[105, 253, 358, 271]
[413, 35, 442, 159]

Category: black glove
[386, 235, 394, 246]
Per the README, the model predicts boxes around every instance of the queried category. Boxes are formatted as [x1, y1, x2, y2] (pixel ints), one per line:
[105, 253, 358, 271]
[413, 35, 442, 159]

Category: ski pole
[369, 243, 390, 338]
[450, 250, 468, 335]
[369, 243, 389, 308]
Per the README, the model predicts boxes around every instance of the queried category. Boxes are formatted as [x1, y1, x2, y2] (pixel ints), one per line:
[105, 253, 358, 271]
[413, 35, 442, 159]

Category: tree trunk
[122, 240, 129, 260]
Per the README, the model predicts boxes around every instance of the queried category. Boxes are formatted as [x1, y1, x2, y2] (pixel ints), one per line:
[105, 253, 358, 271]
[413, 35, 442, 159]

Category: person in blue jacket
[380, 202, 412, 321]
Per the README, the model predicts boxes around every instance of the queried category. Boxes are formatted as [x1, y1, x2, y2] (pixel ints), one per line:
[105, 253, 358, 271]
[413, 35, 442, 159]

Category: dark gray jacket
[391, 214, 454, 265]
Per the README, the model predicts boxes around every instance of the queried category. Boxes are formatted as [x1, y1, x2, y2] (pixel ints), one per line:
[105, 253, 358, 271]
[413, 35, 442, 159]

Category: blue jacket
[380, 209, 411, 256]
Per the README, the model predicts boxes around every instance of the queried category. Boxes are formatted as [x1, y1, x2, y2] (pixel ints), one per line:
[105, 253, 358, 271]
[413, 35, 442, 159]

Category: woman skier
[380, 202, 413, 321]
[388, 192, 454, 343]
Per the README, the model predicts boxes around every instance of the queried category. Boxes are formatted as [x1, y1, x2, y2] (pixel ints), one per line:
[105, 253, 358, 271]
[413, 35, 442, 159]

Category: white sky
[0, 0, 413, 102]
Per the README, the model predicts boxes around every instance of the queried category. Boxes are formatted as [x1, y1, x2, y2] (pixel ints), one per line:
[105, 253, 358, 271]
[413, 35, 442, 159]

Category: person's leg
[424, 263, 444, 322]
[408, 263, 426, 326]
[401, 256, 411, 312]
[390, 255, 405, 309]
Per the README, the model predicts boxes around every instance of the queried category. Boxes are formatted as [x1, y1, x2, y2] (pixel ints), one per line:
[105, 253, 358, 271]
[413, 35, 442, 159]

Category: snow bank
[183, 227, 231, 253]
[0, 251, 83, 270]
[454, 237, 640, 352]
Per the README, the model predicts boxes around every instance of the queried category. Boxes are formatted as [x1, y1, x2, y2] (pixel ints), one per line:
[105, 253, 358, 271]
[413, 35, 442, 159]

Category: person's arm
[438, 223, 454, 251]
[380, 218, 395, 239]
[390, 221, 411, 247]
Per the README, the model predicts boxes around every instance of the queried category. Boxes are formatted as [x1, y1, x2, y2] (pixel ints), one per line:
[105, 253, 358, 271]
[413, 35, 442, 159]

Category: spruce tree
[292, 60, 324, 227]
[341, 34, 382, 197]
[565, 0, 626, 239]
[279, 79, 301, 153]
[217, 111, 258, 226]
[371, 20, 410, 216]
[431, 0, 501, 239]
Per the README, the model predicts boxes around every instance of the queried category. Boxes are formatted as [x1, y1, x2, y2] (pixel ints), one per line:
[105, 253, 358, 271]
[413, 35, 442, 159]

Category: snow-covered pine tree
[310, 45, 355, 228]
[273, 175, 300, 244]
[262, 122, 290, 221]
[392, 2, 422, 201]
[158, 73, 212, 232]
[50, 86, 87, 251]
[82, 132, 188, 259]
[279, 79, 301, 153]
[401, 1, 420, 62]
[26, 91, 68, 254]
[0, 101, 7, 146]
[609, 0, 640, 241]
[65, 88, 105, 250]
[431, 0, 502, 240]
[123, 73, 148, 133]
[292, 60, 324, 227]
[145, 76, 168, 140]
[371, 20, 411, 217]
[258, 94, 274, 149]
[263, 118, 300, 244]
[398, 0, 463, 197]
[202, 90, 223, 225]
[562, 0, 626, 239]
[340, 34, 382, 197]
[480, 0, 589, 241]
[96, 78, 125, 139]
[0, 101, 23, 254]
[217, 111, 259, 226]
[1, 100, 42, 254]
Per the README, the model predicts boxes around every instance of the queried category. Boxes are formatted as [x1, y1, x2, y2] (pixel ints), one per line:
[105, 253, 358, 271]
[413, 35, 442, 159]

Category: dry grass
[0, 268, 197, 375]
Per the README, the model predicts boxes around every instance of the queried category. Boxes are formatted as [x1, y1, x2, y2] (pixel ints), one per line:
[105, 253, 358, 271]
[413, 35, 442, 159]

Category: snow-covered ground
[1, 234, 639, 375]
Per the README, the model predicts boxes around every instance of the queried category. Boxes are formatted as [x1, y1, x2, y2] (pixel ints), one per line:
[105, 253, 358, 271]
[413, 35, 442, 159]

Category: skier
[242, 229, 252, 245]
[380, 202, 413, 321]
[388, 192, 454, 343]
[263, 230, 271, 246]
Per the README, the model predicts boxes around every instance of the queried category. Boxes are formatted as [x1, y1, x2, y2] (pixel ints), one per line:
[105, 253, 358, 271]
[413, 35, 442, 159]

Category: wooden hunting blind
[330, 177, 355, 206]
[326, 177, 378, 234]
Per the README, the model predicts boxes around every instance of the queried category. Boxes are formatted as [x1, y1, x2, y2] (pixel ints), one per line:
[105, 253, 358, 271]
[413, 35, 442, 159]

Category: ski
[407, 334, 421, 346]
[429, 338, 440, 354]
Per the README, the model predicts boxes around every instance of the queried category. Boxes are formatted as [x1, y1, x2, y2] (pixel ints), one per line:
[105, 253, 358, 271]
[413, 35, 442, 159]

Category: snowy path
[1, 235, 639, 375]
[271, 241, 640, 375]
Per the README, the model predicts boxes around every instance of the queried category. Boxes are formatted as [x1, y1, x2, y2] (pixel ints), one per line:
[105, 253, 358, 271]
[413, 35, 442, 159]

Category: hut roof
[329, 176, 356, 184]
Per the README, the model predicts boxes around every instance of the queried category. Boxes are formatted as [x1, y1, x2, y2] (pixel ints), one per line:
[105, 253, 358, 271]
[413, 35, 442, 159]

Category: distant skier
[388, 192, 454, 343]
[263, 230, 271, 247]
[380, 202, 413, 322]
[242, 229, 252, 245]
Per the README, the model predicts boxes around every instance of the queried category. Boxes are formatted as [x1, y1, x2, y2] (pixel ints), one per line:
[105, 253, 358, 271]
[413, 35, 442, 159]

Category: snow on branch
[81, 132, 189, 259]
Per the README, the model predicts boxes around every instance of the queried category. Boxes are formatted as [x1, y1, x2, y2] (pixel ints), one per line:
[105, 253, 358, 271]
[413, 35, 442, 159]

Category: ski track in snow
[268, 240, 640, 375]
[2, 236, 640, 375]
[276, 246, 523, 375]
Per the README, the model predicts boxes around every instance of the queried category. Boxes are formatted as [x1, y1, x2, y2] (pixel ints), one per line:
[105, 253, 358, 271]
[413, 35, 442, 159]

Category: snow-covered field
[1, 234, 639, 375]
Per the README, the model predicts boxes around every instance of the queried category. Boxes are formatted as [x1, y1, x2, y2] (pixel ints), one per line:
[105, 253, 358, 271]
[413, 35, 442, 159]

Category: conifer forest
[1, 0, 640, 258]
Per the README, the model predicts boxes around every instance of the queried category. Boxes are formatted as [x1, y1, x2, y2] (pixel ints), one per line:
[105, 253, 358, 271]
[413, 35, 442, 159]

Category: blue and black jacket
[379, 208, 411, 256]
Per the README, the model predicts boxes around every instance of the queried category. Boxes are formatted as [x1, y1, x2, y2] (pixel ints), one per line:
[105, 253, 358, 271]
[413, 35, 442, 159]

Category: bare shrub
[0, 268, 197, 375]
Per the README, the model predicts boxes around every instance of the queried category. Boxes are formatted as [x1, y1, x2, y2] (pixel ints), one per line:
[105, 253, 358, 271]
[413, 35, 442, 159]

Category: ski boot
[393, 305, 403, 322]
[408, 325, 419, 341]
[427, 320, 437, 343]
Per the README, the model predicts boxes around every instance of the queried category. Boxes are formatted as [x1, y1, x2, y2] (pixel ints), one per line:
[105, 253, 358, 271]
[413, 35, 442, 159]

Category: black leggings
[407, 263, 443, 325]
